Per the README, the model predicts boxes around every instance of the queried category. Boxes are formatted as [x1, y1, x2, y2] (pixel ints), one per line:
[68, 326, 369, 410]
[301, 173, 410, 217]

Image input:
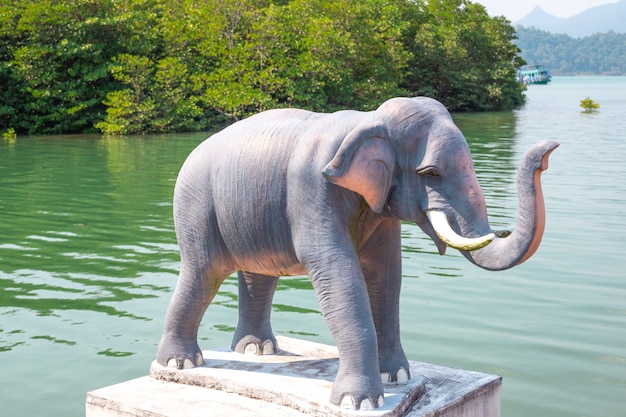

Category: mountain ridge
[514, 1, 626, 37]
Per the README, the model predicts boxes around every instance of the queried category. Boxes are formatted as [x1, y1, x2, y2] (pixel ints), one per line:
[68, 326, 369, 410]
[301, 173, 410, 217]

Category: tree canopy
[0, 0, 526, 135]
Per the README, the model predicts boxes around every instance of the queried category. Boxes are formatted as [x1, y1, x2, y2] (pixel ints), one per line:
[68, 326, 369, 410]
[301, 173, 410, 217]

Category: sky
[475, 0, 620, 22]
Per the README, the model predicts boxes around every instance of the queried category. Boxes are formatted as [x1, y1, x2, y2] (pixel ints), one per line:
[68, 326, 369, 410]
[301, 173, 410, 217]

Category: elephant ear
[322, 123, 394, 214]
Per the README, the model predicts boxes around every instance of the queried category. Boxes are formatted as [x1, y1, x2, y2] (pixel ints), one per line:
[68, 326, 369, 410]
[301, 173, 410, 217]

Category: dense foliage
[402, 1, 525, 112]
[515, 26, 626, 76]
[0, 0, 525, 135]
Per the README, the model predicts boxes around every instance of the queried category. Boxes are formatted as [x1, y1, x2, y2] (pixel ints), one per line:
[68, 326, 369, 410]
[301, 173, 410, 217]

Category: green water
[1, 77, 625, 416]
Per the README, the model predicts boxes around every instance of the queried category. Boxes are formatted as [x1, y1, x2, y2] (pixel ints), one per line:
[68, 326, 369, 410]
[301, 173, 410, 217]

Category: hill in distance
[514, 0, 626, 37]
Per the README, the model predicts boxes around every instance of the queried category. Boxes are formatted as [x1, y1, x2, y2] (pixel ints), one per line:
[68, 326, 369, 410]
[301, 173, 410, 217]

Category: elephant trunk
[459, 141, 559, 271]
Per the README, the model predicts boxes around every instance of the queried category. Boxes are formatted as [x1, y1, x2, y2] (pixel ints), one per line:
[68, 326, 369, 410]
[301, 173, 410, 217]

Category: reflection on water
[454, 111, 519, 229]
[0, 135, 201, 356]
[1, 79, 626, 417]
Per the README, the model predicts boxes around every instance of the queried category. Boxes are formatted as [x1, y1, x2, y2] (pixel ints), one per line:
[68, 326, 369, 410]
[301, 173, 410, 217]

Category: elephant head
[324, 97, 558, 271]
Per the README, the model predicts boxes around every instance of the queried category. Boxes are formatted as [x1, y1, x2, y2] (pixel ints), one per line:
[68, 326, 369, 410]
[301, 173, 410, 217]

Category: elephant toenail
[340, 396, 355, 410]
[397, 368, 410, 383]
[360, 398, 374, 411]
[261, 340, 275, 354]
[244, 343, 259, 355]
[195, 353, 204, 366]
[380, 372, 391, 383]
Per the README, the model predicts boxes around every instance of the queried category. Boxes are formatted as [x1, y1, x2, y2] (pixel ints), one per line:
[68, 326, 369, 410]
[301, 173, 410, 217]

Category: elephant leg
[305, 249, 384, 410]
[360, 219, 410, 384]
[156, 192, 232, 369]
[231, 271, 279, 355]
[156, 261, 230, 369]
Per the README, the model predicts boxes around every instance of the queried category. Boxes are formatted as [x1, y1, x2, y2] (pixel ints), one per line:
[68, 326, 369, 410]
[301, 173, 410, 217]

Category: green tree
[0, 2, 22, 132]
[1, 0, 131, 134]
[96, 0, 207, 134]
[309, 0, 410, 109]
[403, 0, 524, 111]
[150, 57, 204, 132]
[96, 54, 155, 134]
[0, 0, 527, 135]
[179, 0, 410, 121]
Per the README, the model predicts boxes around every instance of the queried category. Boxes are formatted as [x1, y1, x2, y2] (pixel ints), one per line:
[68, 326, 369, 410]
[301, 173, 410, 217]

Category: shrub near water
[0, 0, 526, 135]
[580, 97, 600, 113]
[3, 128, 16, 140]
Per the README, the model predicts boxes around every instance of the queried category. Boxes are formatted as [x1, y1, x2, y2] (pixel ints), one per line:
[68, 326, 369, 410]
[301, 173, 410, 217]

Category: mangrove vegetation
[0, 0, 525, 135]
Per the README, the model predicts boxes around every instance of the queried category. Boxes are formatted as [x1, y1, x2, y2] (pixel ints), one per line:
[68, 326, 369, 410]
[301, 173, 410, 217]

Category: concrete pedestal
[86, 336, 501, 417]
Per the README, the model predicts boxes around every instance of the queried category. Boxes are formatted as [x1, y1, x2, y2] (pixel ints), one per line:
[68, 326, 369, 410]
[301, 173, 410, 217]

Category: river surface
[1, 77, 624, 417]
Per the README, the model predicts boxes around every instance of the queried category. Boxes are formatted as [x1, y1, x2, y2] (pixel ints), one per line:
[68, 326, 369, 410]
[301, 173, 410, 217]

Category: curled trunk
[461, 141, 559, 271]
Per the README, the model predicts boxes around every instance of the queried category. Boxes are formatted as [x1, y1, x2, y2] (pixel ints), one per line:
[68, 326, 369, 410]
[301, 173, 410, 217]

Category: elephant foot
[156, 334, 204, 369]
[380, 367, 410, 384]
[340, 394, 384, 411]
[330, 371, 385, 410]
[166, 353, 204, 369]
[232, 335, 278, 355]
[378, 348, 411, 384]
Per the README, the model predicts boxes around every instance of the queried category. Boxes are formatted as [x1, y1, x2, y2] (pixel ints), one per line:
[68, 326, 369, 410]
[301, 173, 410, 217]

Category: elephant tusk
[426, 210, 495, 251]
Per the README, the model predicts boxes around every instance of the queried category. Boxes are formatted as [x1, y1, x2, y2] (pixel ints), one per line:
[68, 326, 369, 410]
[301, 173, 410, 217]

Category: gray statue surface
[156, 97, 558, 410]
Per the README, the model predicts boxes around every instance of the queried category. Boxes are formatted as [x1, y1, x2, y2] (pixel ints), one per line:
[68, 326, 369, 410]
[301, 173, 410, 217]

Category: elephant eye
[416, 166, 444, 178]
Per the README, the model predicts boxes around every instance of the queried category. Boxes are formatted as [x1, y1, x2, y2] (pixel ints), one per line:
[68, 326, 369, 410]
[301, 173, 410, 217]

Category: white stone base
[86, 336, 501, 417]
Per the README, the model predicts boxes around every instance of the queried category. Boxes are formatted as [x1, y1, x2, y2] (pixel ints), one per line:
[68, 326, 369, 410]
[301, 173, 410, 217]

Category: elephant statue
[156, 97, 558, 410]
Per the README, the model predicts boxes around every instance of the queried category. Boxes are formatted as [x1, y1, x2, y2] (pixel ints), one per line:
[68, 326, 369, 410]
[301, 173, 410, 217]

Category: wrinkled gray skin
[156, 97, 558, 410]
